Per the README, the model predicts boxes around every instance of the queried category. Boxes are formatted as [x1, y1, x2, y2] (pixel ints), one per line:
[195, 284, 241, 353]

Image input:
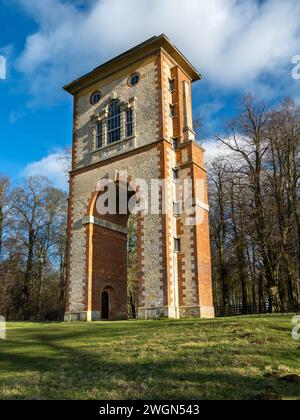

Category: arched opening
[101, 287, 117, 320]
[85, 177, 141, 321]
[101, 291, 109, 320]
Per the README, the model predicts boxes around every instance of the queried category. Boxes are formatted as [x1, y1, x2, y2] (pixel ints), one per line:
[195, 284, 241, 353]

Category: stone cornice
[63, 35, 201, 95]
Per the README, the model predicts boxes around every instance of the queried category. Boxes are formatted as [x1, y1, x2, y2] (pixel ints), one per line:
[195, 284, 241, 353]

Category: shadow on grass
[0, 320, 299, 400]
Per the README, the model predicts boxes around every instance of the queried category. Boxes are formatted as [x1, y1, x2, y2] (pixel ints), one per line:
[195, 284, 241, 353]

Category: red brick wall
[174, 139, 214, 314]
[91, 225, 128, 320]
[192, 160, 214, 312]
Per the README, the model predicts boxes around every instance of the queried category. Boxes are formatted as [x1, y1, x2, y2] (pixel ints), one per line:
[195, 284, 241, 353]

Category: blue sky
[0, 0, 300, 189]
[0, 0, 72, 188]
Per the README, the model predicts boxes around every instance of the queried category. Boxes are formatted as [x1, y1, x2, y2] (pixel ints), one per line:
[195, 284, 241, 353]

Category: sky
[0, 0, 300, 189]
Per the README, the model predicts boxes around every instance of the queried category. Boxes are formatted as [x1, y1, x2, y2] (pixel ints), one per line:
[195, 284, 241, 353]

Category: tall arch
[84, 177, 142, 321]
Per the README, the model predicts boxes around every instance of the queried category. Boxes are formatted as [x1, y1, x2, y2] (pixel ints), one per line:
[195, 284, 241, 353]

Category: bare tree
[210, 96, 300, 314]
[8, 177, 67, 319]
[216, 96, 278, 311]
[0, 175, 9, 257]
[208, 159, 231, 307]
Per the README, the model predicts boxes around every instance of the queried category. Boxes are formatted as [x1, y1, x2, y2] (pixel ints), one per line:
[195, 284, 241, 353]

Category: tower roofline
[63, 34, 201, 95]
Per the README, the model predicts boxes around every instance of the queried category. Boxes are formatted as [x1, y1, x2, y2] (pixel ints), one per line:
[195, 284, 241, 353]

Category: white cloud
[22, 150, 69, 190]
[202, 139, 228, 163]
[15, 0, 300, 104]
[203, 134, 257, 167]
[0, 55, 6, 80]
[0, 44, 14, 81]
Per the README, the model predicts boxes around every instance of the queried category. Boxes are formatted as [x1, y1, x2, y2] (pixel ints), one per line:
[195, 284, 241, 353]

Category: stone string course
[65, 40, 215, 321]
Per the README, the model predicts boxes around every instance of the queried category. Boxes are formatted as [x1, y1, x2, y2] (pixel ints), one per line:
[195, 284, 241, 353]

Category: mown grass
[0, 315, 299, 400]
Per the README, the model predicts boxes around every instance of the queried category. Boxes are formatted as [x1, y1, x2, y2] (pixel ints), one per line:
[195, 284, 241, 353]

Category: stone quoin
[64, 35, 215, 321]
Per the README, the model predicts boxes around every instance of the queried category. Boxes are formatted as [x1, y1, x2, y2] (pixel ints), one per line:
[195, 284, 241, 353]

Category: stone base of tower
[176, 306, 215, 319]
[64, 306, 215, 322]
[199, 306, 215, 319]
[137, 307, 169, 320]
[64, 310, 128, 322]
[137, 306, 215, 320]
[64, 312, 88, 322]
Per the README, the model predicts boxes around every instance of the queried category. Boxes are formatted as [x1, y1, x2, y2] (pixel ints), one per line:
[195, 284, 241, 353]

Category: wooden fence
[215, 303, 300, 318]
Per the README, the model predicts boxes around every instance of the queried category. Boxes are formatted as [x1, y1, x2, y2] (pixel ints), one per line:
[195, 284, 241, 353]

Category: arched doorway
[101, 291, 109, 320]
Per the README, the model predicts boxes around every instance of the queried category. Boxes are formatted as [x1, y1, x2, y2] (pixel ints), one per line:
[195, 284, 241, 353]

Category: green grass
[0, 315, 299, 400]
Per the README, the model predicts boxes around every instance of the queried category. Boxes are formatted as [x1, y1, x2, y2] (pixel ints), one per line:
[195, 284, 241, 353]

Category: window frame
[96, 120, 103, 149]
[173, 138, 179, 150]
[128, 72, 141, 87]
[126, 108, 134, 138]
[173, 169, 179, 182]
[174, 238, 181, 253]
[169, 78, 175, 93]
[92, 98, 137, 152]
[90, 91, 102, 106]
[170, 104, 176, 118]
[107, 100, 121, 144]
[173, 202, 182, 217]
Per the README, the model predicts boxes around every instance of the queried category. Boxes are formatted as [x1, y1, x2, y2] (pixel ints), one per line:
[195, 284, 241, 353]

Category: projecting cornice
[63, 34, 201, 95]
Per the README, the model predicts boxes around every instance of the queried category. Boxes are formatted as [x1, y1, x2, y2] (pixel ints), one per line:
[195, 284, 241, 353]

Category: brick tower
[64, 35, 214, 321]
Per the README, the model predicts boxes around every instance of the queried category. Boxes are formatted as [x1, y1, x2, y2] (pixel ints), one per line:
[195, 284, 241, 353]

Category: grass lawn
[0, 315, 299, 400]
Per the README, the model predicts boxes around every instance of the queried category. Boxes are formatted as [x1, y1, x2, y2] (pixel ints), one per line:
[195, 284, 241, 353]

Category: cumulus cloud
[202, 139, 229, 163]
[22, 150, 70, 190]
[15, 0, 300, 104]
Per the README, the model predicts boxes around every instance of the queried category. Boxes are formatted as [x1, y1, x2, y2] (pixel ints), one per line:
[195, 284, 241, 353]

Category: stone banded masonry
[64, 35, 215, 321]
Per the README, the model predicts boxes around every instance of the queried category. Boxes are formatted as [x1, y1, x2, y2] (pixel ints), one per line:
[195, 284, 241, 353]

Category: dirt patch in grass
[279, 375, 300, 384]
[253, 392, 282, 401]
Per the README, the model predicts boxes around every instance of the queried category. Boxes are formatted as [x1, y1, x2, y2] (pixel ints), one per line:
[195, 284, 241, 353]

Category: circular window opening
[90, 91, 102, 105]
[129, 73, 140, 87]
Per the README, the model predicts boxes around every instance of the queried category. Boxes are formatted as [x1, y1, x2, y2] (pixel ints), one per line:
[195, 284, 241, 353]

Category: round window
[129, 73, 140, 87]
[90, 91, 102, 105]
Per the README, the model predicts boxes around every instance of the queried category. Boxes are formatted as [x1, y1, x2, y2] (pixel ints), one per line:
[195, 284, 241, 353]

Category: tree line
[0, 95, 299, 321]
[209, 96, 300, 314]
[0, 176, 67, 321]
